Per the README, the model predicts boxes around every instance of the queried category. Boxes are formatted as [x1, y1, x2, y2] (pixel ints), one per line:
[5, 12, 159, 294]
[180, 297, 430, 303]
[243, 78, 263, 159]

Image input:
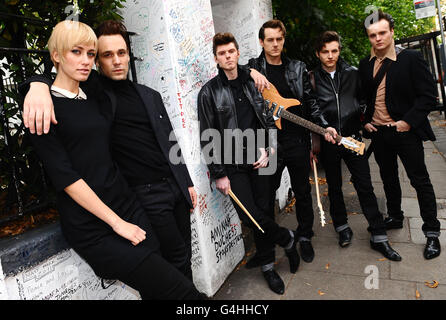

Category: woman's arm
[29, 127, 146, 246]
[64, 179, 146, 246]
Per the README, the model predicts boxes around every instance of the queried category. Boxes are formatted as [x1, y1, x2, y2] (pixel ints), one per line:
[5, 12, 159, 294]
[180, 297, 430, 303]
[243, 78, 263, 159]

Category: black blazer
[20, 71, 194, 208]
[358, 48, 437, 141]
[128, 82, 194, 208]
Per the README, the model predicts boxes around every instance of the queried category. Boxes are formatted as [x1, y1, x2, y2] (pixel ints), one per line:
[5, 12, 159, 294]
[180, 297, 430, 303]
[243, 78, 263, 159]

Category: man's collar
[218, 65, 249, 85]
[369, 40, 397, 61]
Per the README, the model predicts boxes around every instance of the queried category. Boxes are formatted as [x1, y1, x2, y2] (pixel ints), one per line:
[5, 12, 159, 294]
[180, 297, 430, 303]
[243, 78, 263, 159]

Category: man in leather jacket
[312, 31, 401, 261]
[246, 19, 337, 265]
[198, 32, 300, 295]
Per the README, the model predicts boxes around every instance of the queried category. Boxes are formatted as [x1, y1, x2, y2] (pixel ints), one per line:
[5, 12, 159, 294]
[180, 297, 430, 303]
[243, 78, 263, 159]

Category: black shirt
[220, 68, 262, 164]
[266, 62, 308, 142]
[103, 78, 171, 186]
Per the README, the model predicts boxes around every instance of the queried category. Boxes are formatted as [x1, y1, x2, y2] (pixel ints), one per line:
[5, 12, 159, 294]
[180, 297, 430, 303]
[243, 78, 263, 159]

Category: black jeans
[132, 178, 192, 279]
[270, 141, 314, 239]
[226, 165, 292, 266]
[371, 126, 440, 234]
[121, 252, 202, 300]
[319, 139, 387, 236]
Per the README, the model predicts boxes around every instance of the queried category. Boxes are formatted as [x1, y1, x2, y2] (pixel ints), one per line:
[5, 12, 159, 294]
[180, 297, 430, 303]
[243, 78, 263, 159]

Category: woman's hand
[112, 219, 147, 246]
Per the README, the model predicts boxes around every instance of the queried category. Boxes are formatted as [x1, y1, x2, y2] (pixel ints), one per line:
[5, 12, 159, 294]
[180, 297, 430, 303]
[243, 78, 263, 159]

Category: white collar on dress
[50, 85, 87, 99]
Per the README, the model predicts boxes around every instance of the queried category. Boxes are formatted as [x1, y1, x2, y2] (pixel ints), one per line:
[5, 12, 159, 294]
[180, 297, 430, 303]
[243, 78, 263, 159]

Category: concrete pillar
[122, 0, 285, 297]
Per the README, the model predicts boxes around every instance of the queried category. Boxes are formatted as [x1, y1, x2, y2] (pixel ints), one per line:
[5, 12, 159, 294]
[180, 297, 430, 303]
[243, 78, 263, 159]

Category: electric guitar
[262, 83, 365, 156]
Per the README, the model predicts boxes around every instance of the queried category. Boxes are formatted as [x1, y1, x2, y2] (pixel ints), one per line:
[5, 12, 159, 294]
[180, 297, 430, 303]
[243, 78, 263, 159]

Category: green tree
[272, 0, 436, 69]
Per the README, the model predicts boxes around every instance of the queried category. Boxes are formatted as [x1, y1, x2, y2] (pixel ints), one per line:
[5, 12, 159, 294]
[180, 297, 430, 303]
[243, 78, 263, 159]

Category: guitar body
[261, 84, 301, 130]
[262, 83, 366, 156]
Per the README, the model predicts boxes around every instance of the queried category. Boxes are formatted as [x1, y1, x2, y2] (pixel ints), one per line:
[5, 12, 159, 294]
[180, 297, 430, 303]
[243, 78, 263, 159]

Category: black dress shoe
[300, 241, 315, 263]
[284, 233, 300, 273]
[338, 227, 353, 248]
[370, 241, 402, 261]
[384, 216, 403, 230]
[424, 237, 441, 260]
[262, 269, 285, 295]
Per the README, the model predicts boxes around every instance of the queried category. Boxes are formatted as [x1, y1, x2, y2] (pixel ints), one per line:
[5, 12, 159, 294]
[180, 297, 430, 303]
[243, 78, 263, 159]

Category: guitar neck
[280, 109, 342, 143]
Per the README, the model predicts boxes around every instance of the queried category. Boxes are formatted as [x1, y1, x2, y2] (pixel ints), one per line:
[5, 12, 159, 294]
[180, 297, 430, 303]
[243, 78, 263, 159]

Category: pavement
[212, 111, 446, 300]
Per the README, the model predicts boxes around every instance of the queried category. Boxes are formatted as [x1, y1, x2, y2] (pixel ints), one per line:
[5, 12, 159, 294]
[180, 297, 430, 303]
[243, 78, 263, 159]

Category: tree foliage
[272, 0, 437, 69]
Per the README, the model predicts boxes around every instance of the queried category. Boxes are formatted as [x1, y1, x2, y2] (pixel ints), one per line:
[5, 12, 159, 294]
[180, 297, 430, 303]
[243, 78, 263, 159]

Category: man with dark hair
[247, 19, 337, 265]
[197, 32, 299, 295]
[311, 30, 401, 260]
[359, 10, 441, 259]
[21, 20, 199, 280]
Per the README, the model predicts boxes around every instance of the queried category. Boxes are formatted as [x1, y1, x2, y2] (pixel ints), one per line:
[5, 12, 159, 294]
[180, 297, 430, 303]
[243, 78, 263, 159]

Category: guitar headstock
[339, 136, 366, 155]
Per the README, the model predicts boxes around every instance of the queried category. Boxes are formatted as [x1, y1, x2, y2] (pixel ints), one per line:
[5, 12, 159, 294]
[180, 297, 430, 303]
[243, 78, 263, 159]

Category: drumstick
[228, 190, 265, 233]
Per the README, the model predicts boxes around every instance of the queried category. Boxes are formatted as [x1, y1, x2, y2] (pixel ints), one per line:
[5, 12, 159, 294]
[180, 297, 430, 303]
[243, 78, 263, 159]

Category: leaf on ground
[325, 263, 330, 269]
[424, 280, 439, 288]
[415, 289, 421, 299]
[318, 290, 326, 296]
[378, 258, 387, 261]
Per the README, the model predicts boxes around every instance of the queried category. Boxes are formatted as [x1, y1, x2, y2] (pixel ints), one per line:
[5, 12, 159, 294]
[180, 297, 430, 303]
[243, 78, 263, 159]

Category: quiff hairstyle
[94, 20, 130, 51]
[258, 19, 286, 40]
[212, 32, 239, 56]
[47, 20, 97, 70]
[314, 31, 342, 53]
[364, 9, 395, 35]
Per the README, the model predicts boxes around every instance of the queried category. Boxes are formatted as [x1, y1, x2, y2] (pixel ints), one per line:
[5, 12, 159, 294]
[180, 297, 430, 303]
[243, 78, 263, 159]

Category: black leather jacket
[197, 66, 275, 180]
[312, 59, 366, 137]
[247, 51, 329, 129]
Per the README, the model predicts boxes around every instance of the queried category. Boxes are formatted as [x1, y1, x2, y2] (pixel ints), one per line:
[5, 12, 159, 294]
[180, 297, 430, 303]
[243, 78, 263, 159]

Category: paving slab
[282, 271, 417, 300]
[389, 242, 446, 284]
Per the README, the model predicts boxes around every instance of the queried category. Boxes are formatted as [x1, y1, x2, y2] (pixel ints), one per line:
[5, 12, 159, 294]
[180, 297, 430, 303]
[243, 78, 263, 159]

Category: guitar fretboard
[280, 109, 342, 143]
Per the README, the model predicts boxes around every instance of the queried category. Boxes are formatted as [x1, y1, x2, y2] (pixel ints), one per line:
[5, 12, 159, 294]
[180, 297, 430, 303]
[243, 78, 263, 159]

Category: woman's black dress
[29, 95, 159, 279]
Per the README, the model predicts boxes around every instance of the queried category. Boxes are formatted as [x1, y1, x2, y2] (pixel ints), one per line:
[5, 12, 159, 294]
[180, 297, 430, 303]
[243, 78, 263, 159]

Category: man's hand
[364, 123, 378, 133]
[250, 68, 270, 92]
[253, 148, 269, 169]
[324, 127, 338, 144]
[188, 186, 197, 213]
[391, 120, 411, 132]
[216, 176, 231, 196]
[23, 82, 56, 135]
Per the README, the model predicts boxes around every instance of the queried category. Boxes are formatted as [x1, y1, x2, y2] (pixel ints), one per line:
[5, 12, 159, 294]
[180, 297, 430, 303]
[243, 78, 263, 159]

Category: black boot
[424, 237, 441, 260]
[370, 241, 402, 261]
[299, 240, 315, 263]
[262, 269, 285, 295]
[338, 227, 353, 248]
[384, 216, 403, 230]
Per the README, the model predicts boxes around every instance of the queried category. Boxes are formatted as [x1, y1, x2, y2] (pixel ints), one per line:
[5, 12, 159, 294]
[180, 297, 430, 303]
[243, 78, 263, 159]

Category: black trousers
[120, 251, 201, 300]
[270, 141, 315, 240]
[226, 165, 292, 266]
[132, 178, 192, 279]
[371, 126, 440, 234]
[319, 139, 387, 236]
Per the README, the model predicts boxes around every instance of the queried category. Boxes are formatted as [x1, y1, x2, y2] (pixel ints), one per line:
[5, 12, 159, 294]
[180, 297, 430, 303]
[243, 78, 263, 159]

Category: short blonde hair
[47, 20, 98, 69]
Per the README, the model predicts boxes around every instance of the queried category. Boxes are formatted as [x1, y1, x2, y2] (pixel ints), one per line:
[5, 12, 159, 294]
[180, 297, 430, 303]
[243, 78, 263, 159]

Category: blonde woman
[29, 20, 201, 300]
